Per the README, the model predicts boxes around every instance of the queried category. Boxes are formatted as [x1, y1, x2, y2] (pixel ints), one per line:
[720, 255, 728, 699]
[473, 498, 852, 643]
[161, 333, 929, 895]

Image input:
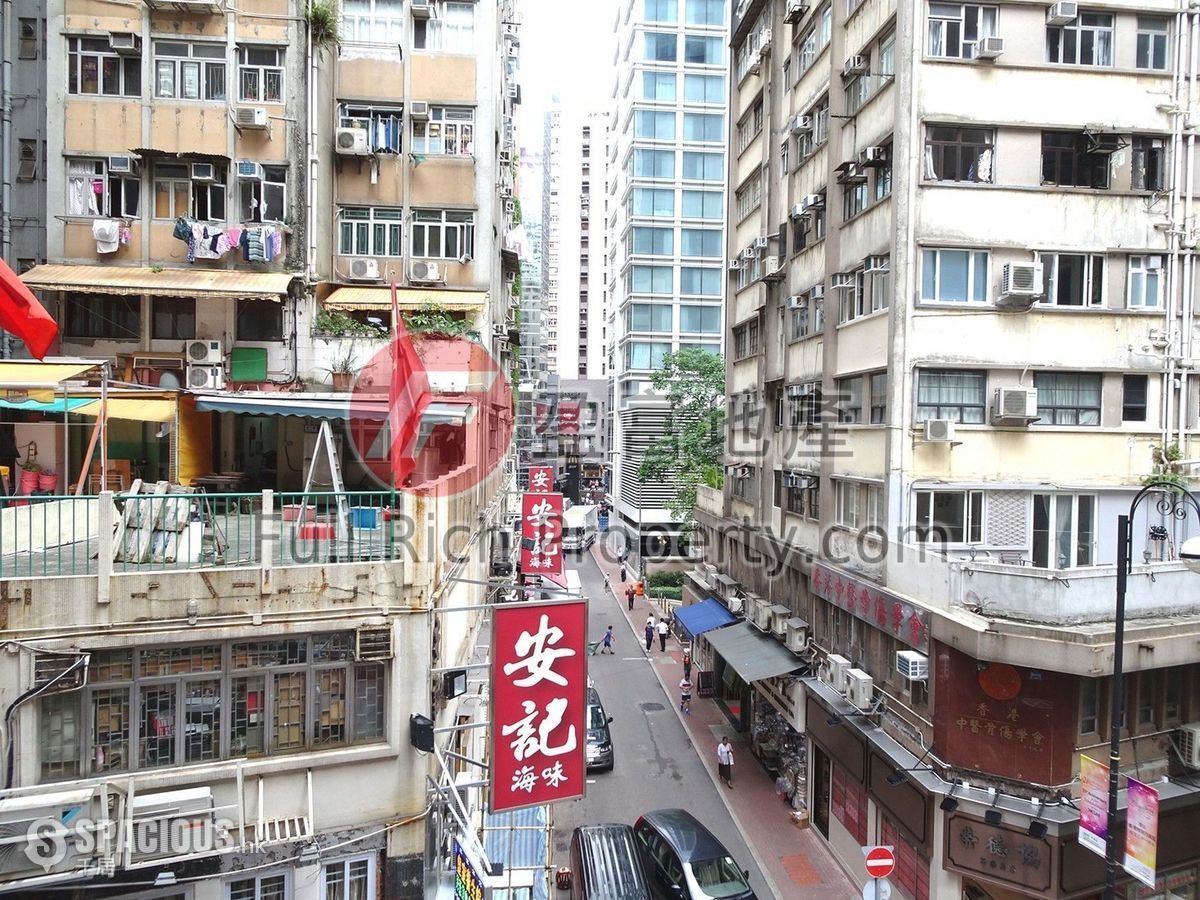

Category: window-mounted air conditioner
[235, 106, 268, 129]
[409, 100, 430, 120]
[506, 82, 520, 100]
[785, 0, 808, 24]
[0, 788, 99, 879]
[786, 295, 805, 309]
[837, 162, 867, 183]
[130, 787, 214, 863]
[499, 184, 513, 199]
[974, 36, 1005, 59]
[830, 272, 856, 289]
[190, 162, 216, 182]
[823, 653, 851, 692]
[726, 594, 744, 615]
[411, 0, 434, 18]
[499, 149, 513, 166]
[109, 32, 141, 54]
[185, 339, 222, 364]
[846, 668, 874, 709]
[861, 145, 887, 167]
[789, 203, 806, 219]
[749, 51, 762, 76]
[187, 364, 225, 391]
[505, 199, 516, 217]
[785, 618, 809, 652]
[356, 626, 394, 660]
[740, 247, 757, 262]
[769, 605, 789, 638]
[923, 419, 956, 442]
[750, 595, 772, 631]
[410, 260, 444, 284]
[801, 193, 824, 210]
[1177, 722, 1200, 769]
[758, 28, 773, 54]
[753, 235, 770, 251]
[790, 114, 812, 135]
[896, 650, 930, 681]
[810, 284, 825, 300]
[108, 155, 137, 174]
[335, 127, 370, 156]
[1046, 1, 1078, 25]
[762, 256, 784, 281]
[992, 387, 1039, 424]
[235, 160, 263, 180]
[347, 258, 381, 281]
[728, 258, 743, 271]
[999, 262, 1044, 307]
[842, 54, 869, 78]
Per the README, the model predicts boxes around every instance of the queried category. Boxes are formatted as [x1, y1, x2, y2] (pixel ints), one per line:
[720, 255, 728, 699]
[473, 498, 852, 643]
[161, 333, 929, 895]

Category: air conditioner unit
[726, 595, 744, 615]
[108, 155, 137, 174]
[924, 419, 955, 442]
[728, 259, 743, 271]
[992, 387, 1039, 424]
[861, 145, 887, 166]
[762, 256, 784, 281]
[505, 199, 516, 217]
[234, 160, 262, 180]
[789, 203, 806, 219]
[109, 32, 141, 54]
[347, 257, 381, 281]
[842, 54, 869, 78]
[810, 284, 825, 300]
[837, 162, 867, 183]
[824, 654, 851, 692]
[740, 247, 757, 262]
[185, 339, 222, 364]
[0, 788, 99, 879]
[1146, 255, 1164, 270]
[506, 82, 519, 100]
[492, 323, 508, 337]
[786, 295, 805, 309]
[748, 54, 762, 76]
[750, 596, 772, 632]
[831, 272, 856, 289]
[335, 127, 370, 156]
[896, 650, 929, 681]
[1046, 0, 1077, 24]
[499, 184, 513, 199]
[753, 235, 770, 251]
[759, 28, 773, 54]
[769, 605, 789, 637]
[846, 668, 874, 709]
[410, 260, 444, 284]
[790, 114, 812, 135]
[356, 626, 394, 660]
[785, 0, 808, 24]
[130, 787, 214, 863]
[1177, 722, 1200, 769]
[801, 193, 825, 210]
[409, 100, 430, 120]
[785, 618, 809, 652]
[499, 149, 513, 165]
[190, 162, 216, 182]
[974, 36, 1005, 59]
[187, 364, 225, 391]
[1000, 262, 1044, 306]
[235, 106, 268, 129]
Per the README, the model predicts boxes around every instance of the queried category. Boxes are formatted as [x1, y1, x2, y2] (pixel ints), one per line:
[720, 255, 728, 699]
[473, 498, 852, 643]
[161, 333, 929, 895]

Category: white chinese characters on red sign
[491, 600, 587, 812]
[527, 466, 554, 493]
[520, 492, 564, 583]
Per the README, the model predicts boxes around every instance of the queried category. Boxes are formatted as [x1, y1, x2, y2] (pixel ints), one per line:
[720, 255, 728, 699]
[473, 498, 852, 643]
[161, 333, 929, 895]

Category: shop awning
[74, 398, 176, 422]
[0, 397, 92, 413]
[674, 598, 737, 641]
[323, 286, 488, 311]
[21, 265, 295, 300]
[0, 360, 102, 387]
[194, 394, 383, 420]
[704, 621, 801, 683]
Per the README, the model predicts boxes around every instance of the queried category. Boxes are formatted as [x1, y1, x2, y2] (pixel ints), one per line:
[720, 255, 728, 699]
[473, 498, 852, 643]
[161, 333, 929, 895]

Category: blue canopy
[674, 597, 737, 641]
[0, 398, 90, 413]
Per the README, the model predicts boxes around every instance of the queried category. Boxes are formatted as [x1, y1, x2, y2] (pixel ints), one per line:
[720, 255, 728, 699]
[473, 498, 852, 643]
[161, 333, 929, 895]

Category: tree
[636, 349, 726, 524]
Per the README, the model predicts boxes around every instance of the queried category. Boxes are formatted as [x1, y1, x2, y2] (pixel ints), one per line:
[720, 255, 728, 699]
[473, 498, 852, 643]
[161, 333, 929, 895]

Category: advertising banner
[1079, 755, 1109, 857]
[527, 465, 554, 493]
[519, 492, 564, 582]
[1124, 776, 1159, 888]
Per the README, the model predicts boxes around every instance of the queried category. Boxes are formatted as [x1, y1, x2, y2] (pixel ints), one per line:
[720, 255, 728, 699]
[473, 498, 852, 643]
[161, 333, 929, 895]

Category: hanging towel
[226, 226, 244, 246]
[246, 228, 268, 262]
[268, 229, 283, 260]
[92, 218, 120, 254]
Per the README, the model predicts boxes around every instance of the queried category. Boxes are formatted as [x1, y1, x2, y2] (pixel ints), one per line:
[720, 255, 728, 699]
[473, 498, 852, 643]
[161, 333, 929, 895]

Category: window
[680, 304, 721, 332]
[920, 248, 988, 303]
[238, 46, 283, 102]
[730, 465, 757, 500]
[1034, 372, 1102, 425]
[39, 694, 80, 781]
[153, 41, 226, 100]
[914, 489, 983, 542]
[645, 31, 678, 61]
[626, 341, 671, 368]
[632, 226, 673, 255]
[835, 480, 862, 527]
[1040, 252, 1104, 306]
[836, 270, 867, 323]
[923, 125, 993, 182]
[878, 30, 896, 78]
[411, 106, 474, 156]
[67, 37, 141, 96]
[916, 369, 986, 423]
[680, 267, 720, 295]
[152, 297, 195, 341]
[797, 6, 833, 72]
[634, 149, 675, 178]
[323, 857, 374, 900]
[627, 303, 673, 332]
[682, 190, 723, 219]
[1137, 671, 1158, 728]
[645, 0, 678, 21]
[869, 372, 887, 423]
[1079, 678, 1100, 734]
[835, 376, 863, 423]
[1123, 254, 1161, 309]
[781, 473, 820, 518]
[635, 110, 676, 141]
[413, 2, 475, 52]
[240, 165, 287, 223]
[66, 159, 140, 218]
[18, 18, 37, 60]
[842, 181, 867, 220]
[733, 320, 761, 359]
[686, 0, 724, 25]
[237, 300, 284, 342]
[341, 0, 404, 44]
[643, 71, 677, 101]
[1165, 669, 1183, 723]
[683, 112, 724, 142]
[927, 3, 997, 59]
[633, 187, 675, 216]
[874, 152, 892, 200]
[734, 176, 761, 220]
[682, 151, 723, 181]
[1041, 131, 1111, 188]
[339, 206, 403, 257]
[228, 873, 287, 900]
[684, 35, 724, 64]
[684, 73, 724, 103]
[65, 293, 140, 340]
[411, 210, 475, 259]
[1132, 136, 1166, 192]
[1122, 374, 1148, 422]
[1047, 11, 1113, 67]
[153, 163, 226, 221]
[736, 98, 763, 152]
[844, 75, 869, 115]
[1137, 16, 1169, 70]
[629, 265, 674, 294]
[680, 229, 721, 257]
[1032, 493, 1096, 567]
[339, 103, 403, 153]
[867, 257, 890, 313]
[786, 380, 822, 425]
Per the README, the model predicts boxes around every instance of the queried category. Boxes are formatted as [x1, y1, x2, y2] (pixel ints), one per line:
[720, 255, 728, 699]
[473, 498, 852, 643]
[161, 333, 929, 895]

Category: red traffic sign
[865, 846, 896, 879]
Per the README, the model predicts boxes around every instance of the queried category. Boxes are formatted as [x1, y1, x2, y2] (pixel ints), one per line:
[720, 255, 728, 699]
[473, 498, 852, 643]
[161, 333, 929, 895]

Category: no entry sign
[865, 846, 896, 879]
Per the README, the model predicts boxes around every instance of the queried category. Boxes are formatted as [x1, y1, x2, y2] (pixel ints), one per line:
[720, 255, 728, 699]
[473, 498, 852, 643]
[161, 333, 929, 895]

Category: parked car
[633, 809, 755, 900]
[569, 823, 653, 900]
[585, 686, 614, 772]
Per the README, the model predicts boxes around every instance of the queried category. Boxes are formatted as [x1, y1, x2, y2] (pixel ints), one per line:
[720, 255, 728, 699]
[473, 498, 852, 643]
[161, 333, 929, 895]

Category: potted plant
[327, 343, 357, 392]
[18, 458, 41, 495]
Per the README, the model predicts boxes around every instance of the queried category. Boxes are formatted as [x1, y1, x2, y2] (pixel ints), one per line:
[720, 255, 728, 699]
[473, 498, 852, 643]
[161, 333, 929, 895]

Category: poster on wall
[1124, 776, 1160, 888]
[1078, 755, 1109, 857]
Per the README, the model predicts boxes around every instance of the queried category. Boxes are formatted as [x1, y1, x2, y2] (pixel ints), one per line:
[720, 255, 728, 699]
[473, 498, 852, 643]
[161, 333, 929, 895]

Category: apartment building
[693, 0, 1200, 897]
[0, 1, 523, 897]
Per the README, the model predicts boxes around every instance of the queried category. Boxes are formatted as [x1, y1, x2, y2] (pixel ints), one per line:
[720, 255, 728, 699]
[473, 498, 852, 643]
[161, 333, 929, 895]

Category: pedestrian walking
[682, 651, 692, 681]
[619, 565, 627, 583]
[678, 676, 693, 714]
[717, 737, 734, 788]
[657, 617, 669, 652]
[601, 625, 615, 654]
[626, 585, 635, 610]
[646, 614, 655, 631]
[644, 622, 655, 652]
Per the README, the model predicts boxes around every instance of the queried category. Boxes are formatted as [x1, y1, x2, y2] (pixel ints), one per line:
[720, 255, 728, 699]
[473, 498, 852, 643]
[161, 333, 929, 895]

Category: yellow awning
[323, 286, 488, 312]
[75, 398, 176, 422]
[0, 360, 100, 388]
[21, 265, 295, 300]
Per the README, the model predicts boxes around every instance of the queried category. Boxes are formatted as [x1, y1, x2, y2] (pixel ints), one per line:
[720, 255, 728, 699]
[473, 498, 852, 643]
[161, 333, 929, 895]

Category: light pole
[1105, 479, 1200, 899]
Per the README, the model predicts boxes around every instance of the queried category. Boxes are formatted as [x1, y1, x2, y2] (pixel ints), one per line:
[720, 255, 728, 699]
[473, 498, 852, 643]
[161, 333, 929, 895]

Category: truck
[562, 504, 598, 553]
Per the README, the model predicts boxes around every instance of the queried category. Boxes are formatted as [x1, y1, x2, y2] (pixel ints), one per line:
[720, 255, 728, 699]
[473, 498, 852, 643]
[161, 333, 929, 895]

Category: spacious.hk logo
[23, 814, 236, 872]
[346, 332, 513, 495]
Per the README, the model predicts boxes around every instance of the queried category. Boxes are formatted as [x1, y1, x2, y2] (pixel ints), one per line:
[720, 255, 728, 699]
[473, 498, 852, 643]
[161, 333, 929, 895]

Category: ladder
[298, 419, 351, 548]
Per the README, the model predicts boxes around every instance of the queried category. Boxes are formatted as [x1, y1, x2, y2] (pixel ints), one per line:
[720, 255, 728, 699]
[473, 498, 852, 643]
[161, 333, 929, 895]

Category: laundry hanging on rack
[92, 218, 120, 254]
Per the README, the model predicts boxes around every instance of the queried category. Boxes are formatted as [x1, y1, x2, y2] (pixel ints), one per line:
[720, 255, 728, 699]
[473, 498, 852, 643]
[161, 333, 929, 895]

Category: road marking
[586, 779, 596, 784]
[621, 657, 652, 661]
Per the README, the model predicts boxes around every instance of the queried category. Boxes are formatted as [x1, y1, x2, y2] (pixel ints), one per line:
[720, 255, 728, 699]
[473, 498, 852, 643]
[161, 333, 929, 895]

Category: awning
[75, 398, 176, 422]
[21, 265, 295, 300]
[194, 394, 383, 420]
[674, 598, 737, 641]
[0, 397, 92, 413]
[704, 621, 801, 683]
[0, 360, 101, 387]
[323, 285, 487, 311]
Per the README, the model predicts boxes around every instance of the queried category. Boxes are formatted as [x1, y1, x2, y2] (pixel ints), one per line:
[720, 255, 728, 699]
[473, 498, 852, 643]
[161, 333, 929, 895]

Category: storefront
[751, 675, 808, 813]
[699, 621, 802, 733]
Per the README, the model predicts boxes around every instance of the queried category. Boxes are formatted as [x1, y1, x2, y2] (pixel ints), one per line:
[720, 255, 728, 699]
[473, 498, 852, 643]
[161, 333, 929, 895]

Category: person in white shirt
[717, 736, 734, 788]
[656, 617, 669, 652]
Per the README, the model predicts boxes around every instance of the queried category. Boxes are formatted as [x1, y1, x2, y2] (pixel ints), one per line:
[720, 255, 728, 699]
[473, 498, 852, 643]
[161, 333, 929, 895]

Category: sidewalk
[592, 547, 857, 900]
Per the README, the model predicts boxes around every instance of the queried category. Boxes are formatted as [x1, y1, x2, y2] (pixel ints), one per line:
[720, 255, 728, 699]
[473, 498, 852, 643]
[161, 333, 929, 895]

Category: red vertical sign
[491, 599, 587, 813]
[520, 492, 563, 580]
[527, 465, 555, 493]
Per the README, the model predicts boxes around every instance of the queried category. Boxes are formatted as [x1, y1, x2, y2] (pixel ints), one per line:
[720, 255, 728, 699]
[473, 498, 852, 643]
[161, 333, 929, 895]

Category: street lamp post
[1105, 479, 1200, 900]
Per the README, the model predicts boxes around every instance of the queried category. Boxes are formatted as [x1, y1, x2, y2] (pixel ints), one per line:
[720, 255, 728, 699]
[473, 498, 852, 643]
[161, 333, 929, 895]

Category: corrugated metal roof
[21, 265, 295, 300]
[483, 805, 549, 900]
[323, 285, 488, 311]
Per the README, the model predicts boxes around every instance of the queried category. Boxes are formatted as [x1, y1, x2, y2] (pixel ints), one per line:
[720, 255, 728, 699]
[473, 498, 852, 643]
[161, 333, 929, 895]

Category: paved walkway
[591, 547, 858, 900]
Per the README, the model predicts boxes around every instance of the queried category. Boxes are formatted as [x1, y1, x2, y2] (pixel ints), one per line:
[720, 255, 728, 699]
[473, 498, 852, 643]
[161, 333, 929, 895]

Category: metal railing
[0, 490, 407, 579]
